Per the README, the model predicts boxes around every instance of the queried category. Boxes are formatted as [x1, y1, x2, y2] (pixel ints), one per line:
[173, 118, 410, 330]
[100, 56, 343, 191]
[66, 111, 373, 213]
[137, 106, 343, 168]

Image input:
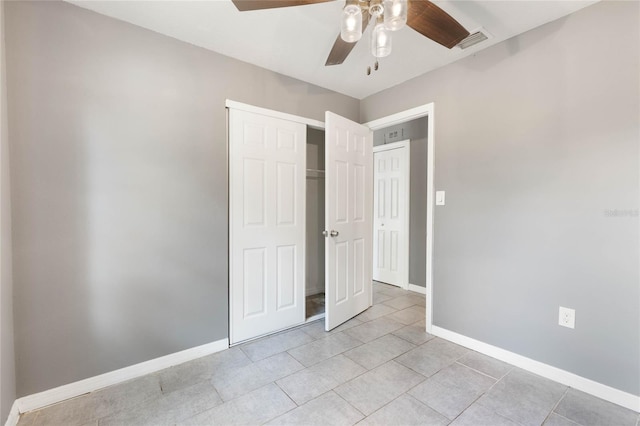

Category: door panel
[230, 109, 306, 344]
[243, 248, 266, 317]
[325, 112, 373, 331]
[373, 143, 409, 288]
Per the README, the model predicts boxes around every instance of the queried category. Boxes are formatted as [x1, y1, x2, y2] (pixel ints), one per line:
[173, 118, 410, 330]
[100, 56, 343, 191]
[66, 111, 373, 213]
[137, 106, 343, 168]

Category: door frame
[363, 103, 435, 333]
[372, 140, 410, 290]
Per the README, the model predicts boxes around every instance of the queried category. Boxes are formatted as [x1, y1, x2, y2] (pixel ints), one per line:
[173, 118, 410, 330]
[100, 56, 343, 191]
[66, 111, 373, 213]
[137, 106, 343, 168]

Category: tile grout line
[451, 363, 522, 425]
[171, 379, 227, 424]
[331, 388, 368, 422]
[541, 387, 571, 426]
[356, 389, 429, 424]
[549, 411, 584, 426]
[444, 378, 502, 425]
[453, 360, 513, 382]
[406, 348, 507, 423]
[272, 380, 303, 411]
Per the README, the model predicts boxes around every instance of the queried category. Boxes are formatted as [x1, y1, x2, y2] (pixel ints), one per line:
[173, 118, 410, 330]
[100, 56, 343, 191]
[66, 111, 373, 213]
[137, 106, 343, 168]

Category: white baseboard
[432, 326, 640, 413]
[408, 283, 426, 295]
[15, 338, 229, 415]
[3, 401, 20, 426]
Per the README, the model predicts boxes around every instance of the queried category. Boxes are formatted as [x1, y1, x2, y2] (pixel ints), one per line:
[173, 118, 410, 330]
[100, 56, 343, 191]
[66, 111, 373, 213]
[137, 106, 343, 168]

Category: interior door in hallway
[229, 108, 306, 344]
[324, 111, 373, 331]
[372, 141, 409, 289]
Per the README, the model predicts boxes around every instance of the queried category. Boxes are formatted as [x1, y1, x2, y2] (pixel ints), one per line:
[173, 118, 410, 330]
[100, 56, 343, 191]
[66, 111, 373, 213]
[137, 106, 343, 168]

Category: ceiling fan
[230, 0, 470, 67]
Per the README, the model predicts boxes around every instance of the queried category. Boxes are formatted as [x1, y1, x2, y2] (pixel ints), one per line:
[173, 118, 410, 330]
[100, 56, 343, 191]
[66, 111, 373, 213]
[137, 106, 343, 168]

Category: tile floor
[17, 282, 640, 426]
[305, 292, 325, 319]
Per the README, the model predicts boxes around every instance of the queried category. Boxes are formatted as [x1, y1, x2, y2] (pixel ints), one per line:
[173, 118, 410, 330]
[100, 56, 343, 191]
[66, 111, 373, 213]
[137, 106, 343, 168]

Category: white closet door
[373, 142, 409, 288]
[325, 112, 373, 331]
[229, 109, 306, 344]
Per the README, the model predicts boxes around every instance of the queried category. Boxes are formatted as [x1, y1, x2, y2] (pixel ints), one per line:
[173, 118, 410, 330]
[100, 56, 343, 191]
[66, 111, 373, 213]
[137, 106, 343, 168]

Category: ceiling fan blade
[231, 0, 333, 12]
[407, 0, 470, 49]
[325, 9, 371, 66]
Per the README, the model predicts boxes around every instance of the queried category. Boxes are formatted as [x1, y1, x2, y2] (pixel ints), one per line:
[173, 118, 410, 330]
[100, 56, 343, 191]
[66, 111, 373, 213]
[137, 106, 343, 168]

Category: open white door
[373, 141, 410, 288]
[229, 108, 306, 344]
[325, 112, 373, 331]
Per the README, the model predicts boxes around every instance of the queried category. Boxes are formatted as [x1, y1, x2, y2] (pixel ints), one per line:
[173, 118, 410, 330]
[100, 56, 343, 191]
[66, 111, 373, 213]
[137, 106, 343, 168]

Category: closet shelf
[306, 168, 325, 178]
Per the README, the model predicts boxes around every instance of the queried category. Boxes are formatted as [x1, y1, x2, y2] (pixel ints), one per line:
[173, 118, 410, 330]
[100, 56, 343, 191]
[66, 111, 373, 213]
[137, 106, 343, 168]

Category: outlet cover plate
[559, 306, 575, 329]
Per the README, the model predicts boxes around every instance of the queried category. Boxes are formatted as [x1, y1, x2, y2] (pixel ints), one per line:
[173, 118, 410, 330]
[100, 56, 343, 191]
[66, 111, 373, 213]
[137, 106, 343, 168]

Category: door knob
[322, 230, 329, 237]
[330, 230, 339, 237]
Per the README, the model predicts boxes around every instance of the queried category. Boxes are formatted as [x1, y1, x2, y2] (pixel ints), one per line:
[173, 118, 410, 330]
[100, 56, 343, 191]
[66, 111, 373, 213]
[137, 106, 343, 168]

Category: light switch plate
[436, 191, 446, 206]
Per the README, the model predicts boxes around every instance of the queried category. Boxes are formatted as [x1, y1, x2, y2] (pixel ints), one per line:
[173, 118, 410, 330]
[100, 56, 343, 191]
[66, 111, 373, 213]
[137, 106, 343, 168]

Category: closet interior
[305, 127, 325, 320]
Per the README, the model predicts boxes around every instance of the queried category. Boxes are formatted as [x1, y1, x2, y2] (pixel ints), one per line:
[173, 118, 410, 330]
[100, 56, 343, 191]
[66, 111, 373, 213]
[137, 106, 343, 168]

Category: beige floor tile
[386, 305, 425, 325]
[396, 337, 468, 377]
[344, 316, 404, 343]
[344, 334, 415, 369]
[358, 394, 448, 426]
[240, 329, 315, 362]
[211, 352, 303, 401]
[334, 361, 425, 415]
[392, 323, 435, 345]
[268, 391, 363, 426]
[179, 383, 296, 426]
[287, 332, 363, 367]
[98, 381, 222, 425]
[276, 353, 367, 405]
[29, 375, 162, 426]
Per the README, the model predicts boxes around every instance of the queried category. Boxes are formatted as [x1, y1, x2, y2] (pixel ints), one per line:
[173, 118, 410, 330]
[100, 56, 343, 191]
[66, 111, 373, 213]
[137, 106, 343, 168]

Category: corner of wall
[0, 0, 18, 424]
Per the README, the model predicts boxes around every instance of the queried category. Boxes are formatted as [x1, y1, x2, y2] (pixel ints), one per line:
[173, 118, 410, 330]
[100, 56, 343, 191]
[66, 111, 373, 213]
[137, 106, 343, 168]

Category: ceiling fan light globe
[371, 22, 392, 57]
[340, 4, 363, 42]
[383, 0, 407, 31]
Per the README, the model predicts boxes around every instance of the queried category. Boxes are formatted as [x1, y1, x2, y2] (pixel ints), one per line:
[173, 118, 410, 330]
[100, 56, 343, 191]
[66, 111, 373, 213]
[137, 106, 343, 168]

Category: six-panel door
[325, 112, 373, 331]
[229, 109, 306, 344]
[373, 143, 409, 288]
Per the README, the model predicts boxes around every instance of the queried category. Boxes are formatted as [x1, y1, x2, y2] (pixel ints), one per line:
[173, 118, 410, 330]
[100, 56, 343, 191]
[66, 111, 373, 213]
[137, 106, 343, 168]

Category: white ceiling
[67, 0, 597, 99]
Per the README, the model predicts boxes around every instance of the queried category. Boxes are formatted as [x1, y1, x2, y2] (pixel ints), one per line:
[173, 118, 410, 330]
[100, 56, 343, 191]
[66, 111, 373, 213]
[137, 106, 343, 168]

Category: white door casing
[324, 111, 373, 331]
[229, 108, 306, 344]
[363, 102, 434, 333]
[373, 141, 410, 289]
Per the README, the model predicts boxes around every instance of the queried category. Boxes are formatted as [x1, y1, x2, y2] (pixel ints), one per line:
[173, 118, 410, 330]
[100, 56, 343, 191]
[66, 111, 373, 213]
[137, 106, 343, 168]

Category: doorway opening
[364, 103, 435, 333]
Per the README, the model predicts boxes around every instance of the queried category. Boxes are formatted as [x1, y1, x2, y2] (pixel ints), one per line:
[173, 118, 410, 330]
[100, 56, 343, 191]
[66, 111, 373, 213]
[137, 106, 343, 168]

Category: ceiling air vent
[457, 31, 489, 50]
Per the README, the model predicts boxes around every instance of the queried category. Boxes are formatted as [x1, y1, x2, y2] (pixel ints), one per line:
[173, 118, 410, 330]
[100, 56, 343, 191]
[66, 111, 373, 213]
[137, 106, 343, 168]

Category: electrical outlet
[558, 306, 575, 329]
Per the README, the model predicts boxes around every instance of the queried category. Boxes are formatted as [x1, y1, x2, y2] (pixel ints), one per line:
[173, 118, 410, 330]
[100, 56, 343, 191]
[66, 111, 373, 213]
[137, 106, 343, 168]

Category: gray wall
[5, 0, 358, 397]
[373, 117, 428, 287]
[361, 1, 639, 396]
[0, 0, 16, 422]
